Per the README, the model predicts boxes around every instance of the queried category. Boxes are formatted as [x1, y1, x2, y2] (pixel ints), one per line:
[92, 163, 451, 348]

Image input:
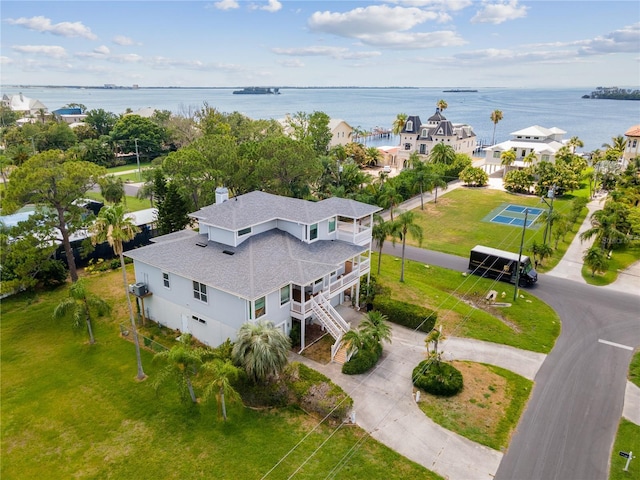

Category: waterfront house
[2, 93, 48, 116]
[52, 107, 88, 126]
[483, 125, 567, 174]
[125, 188, 381, 362]
[623, 124, 640, 167]
[396, 109, 477, 166]
[328, 119, 354, 147]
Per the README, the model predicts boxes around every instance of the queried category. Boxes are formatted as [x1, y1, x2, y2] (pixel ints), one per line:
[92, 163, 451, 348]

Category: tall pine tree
[157, 182, 191, 235]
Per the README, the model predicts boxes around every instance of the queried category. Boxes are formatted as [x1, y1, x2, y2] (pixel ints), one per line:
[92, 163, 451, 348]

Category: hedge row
[372, 297, 437, 332]
[342, 342, 383, 375]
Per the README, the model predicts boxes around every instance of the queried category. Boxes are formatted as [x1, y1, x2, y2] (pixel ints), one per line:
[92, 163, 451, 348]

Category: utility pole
[513, 208, 529, 302]
[134, 138, 141, 182]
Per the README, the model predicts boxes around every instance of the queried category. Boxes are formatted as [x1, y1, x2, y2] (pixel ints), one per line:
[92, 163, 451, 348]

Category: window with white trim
[193, 281, 208, 303]
[162, 272, 170, 289]
[238, 227, 252, 236]
[280, 285, 290, 305]
[254, 296, 266, 318]
[192, 315, 207, 325]
[328, 217, 336, 233]
[309, 223, 318, 241]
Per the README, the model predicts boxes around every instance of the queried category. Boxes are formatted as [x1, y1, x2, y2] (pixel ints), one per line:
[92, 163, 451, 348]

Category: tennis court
[486, 204, 545, 228]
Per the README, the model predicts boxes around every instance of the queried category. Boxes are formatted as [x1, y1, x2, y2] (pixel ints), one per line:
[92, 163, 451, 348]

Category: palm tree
[53, 279, 111, 344]
[568, 136, 584, 153]
[436, 99, 448, 113]
[232, 320, 291, 384]
[153, 334, 203, 403]
[427, 167, 448, 204]
[378, 184, 403, 221]
[582, 246, 609, 277]
[500, 150, 516, 179]
[580, 208, 628, 251]
[602, 135, 627, 157]
[490, 110, 503, 145]
[360, 311, 392, 345]
[404, 151, 421, 170]
[391, 211, 423, 282]
[392, 113, 407, 145]
[412, 160, 430, 209]
[425, 325, 445, 361]
[523, 151, 537, 166]
[429, 143, 456, 166]
[202, 358, 242, 421]
[372, 214, 393, 274]
[342, 328, 373, 357]
[90, 203, 146, 380]
[366, 146, 382, 167]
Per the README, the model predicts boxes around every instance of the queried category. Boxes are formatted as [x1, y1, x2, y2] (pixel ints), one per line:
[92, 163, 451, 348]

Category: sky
[1, 1, 639, 88]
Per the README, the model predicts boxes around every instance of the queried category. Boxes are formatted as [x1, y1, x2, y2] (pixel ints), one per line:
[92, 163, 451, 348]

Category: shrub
[413, 360, 463, 397]
[372, 297, 437, 332]
[342, 348, 379, 375]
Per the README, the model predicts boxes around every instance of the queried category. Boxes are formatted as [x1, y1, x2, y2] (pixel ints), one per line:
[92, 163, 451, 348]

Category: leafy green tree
[3, 151, 106, 282]
[202, 359, 242, 421]
[53, 279, 111, 345]
[99, 175, 125, 204]
[157, 182, 191, 234]
[391, 211, 423, 282]
[162, 147, 210, 209]
[490, 110, 503, 145]
[153, 334, 203, 403]
[430, 143, 456, 166]
[111, 114, 169, 159]
[41, 122, 77, 151]
[344, 141, 368, 166]
[72, 124, 99, 142]
[0, 105, 18, 127]
[89, 204, 145, 380]
[504, 168, 534, 194]
[72, 137, 116, 167]
[377, 184, 403, 221]
[580, 205, 629, 251]
[582, 246, 609, 277]
[232, 320, 291, 384]
[459, 166, 488, 187]
[85, 108, 118, 136]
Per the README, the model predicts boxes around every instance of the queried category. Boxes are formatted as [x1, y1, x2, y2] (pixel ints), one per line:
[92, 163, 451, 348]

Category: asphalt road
[382, 243, 640, 480]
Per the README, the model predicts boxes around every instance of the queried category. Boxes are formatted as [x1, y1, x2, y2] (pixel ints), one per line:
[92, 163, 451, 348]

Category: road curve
[381, 243, 640, 480]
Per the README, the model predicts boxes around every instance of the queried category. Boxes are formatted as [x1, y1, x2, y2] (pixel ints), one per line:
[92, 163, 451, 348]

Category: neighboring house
[125, 189, 381, 362]
[52, 107, 88, 126]
[127, 107, 157, 118]
[278, 116, 353, 148]
[483, 125, 567, 174]
[2, 93, 48, 115]
[623, 124, 640, 166]
[396, 109, 477, 166]
[328, 119, 353, 147]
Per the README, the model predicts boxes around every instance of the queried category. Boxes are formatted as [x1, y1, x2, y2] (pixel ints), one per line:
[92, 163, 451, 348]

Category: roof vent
[196, 241, 208, 248]
[222, 250, 235, 256]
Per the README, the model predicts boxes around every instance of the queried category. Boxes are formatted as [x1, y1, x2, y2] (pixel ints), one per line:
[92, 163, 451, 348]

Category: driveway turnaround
[294, 318, 548, 480]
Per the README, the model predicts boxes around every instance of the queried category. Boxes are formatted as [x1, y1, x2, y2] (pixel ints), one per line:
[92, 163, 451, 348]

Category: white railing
[331, 336, 344, 362]
[310, 299, 342, 339]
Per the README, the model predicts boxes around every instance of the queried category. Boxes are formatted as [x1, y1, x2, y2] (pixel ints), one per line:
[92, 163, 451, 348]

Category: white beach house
[483, 125, 567, 174]
[396, 108, 477, 166]
[125, 188, 381, 362]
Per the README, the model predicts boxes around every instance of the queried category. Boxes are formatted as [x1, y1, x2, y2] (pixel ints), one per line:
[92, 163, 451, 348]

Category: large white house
[483, 125, 567, 173]
[279, 116, 354, 148]
[125, 189, 381, 362]
[623, 124, 640, 166]
[396, 108, 477, 165]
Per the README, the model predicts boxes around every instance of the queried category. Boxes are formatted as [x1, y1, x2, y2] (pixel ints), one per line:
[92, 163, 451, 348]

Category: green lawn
[84, 191, 153, 212]
[630, 351, 640, 388]
[404, 188, 588, 272]
[375, 253, 561, 353]
[106, 162, 153, 174]
[1, 270, 439, 480]
[582, 244, 640, 286]
[609, 419, 640, 480]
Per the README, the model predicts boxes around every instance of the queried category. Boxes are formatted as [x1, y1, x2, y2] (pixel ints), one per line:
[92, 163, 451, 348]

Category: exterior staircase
[309, 295, 350, 363]
[332, 342, 351, 365]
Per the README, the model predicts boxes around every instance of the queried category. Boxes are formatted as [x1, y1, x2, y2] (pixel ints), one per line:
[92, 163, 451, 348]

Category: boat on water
[443, 89, 478, 93]
[232, 87, 280, 95]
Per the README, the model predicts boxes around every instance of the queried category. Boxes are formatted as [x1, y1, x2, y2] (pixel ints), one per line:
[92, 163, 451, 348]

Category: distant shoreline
[2, 85, 422, 91]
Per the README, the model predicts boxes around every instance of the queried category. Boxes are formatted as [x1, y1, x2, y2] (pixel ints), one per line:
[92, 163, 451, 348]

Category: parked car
[382, 165, 392, 173]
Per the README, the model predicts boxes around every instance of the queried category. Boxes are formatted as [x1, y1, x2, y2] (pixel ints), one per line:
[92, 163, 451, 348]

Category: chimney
[215, 187, 229, 204]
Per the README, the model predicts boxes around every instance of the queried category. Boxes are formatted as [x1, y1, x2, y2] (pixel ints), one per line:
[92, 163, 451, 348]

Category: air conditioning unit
[130, 282, 148, 296]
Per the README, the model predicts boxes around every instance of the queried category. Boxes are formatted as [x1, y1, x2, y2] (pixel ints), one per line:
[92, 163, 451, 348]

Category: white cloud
[94, 45, 110, 55]
[308, 5, 443, 37]
[107, 53, 144, 64]
[5, 16, 97, 40]
[211, 0, 239, 11]
[113, 35, 138, 46]
[272, 45, 381, 60]
[391, 0, 472, 11]
[358, 30, 466, 49]
[471, 1, 528, 25]
[277, 58, 304, 68]
[0, 56, 14, 65]
[253, 0, 282, 13]
[12, 45, 67, 59]
[578, 23, 640, 55]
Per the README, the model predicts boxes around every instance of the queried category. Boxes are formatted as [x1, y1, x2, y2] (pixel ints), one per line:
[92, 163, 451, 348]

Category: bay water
[3, 85, 639, 153]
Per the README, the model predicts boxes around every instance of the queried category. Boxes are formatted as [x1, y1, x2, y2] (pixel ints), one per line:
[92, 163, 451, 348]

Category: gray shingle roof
[190, 191, 380, 231]
[125, 229, 368, 300]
